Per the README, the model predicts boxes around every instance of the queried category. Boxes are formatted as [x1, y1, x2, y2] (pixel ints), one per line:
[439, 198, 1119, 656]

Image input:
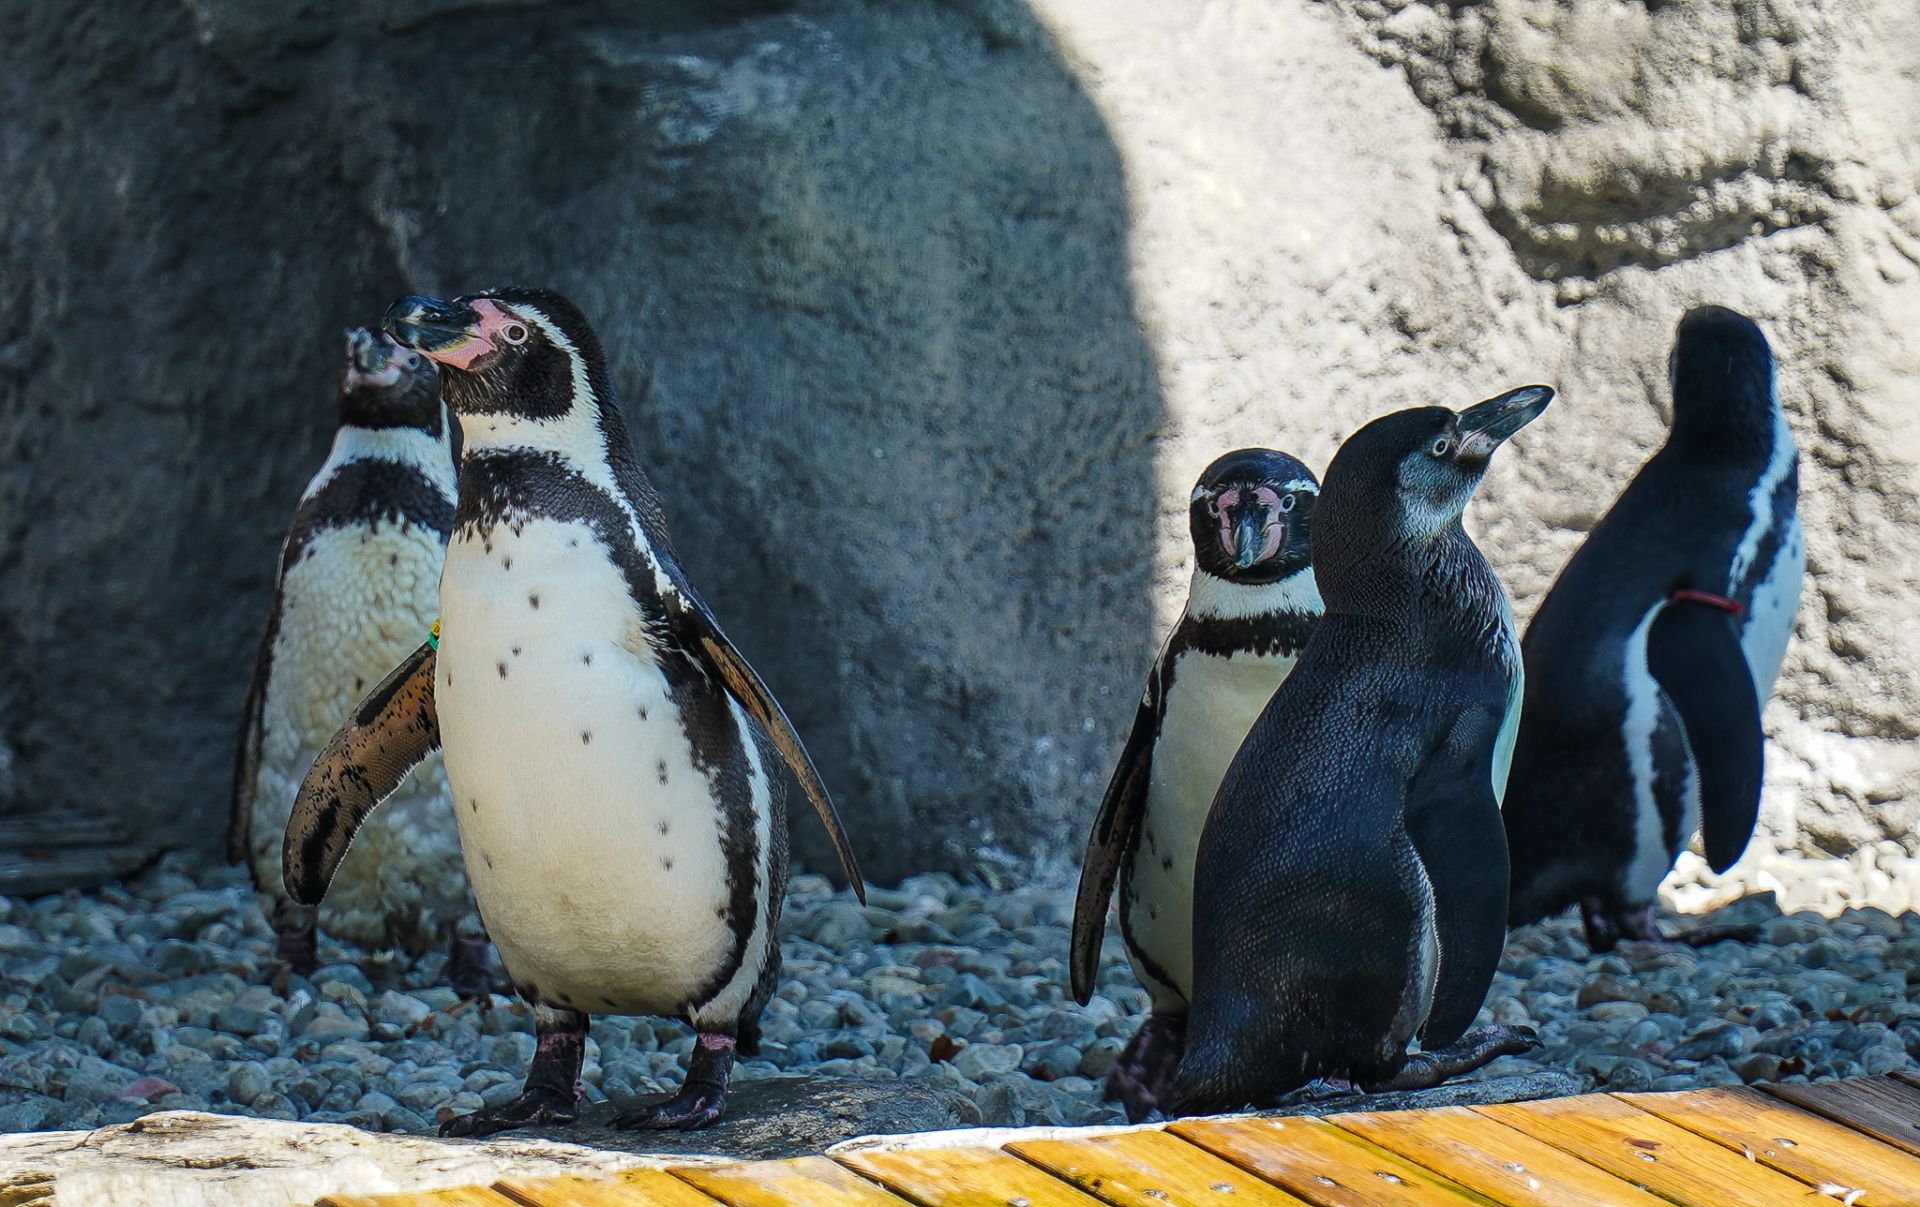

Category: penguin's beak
[384, 295, 493, 371]
[1454, 385, 1554, 462]
[346, 327, 386, 374]
[342, 327, 404, 390]
[1234, 510, 1277, 569]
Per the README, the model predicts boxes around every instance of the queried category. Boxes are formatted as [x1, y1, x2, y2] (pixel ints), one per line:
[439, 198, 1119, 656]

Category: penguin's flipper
[282, 641, 441, 906]
[1648, 598, 1765, 873]
[688, 611, 866, 904]
[227, 618, 275, 868]
[1404, 699, 1510, 1049]
[1069, 665, 1163, 1006]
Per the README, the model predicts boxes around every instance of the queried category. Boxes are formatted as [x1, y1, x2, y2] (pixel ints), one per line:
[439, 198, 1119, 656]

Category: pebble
[0, 853, 1915, 1133]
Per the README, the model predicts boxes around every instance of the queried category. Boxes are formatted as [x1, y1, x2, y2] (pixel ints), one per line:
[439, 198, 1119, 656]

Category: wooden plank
[1333, 1104, 1672, 1207]
[839, 1145, 1110, 1207]
[1629, 1085, 1920, 1207]
[1008, 1129, 1315, 1206]
[495, 1168, 722, 1206]
[1168, 1116, 1493, 1207]
[320, 1187, 522, 1207]
[1763, 1078, 1920, 1159]
[678, 1155, 911, 1206]
[1478, 1092, 1817, 1206]
[1894, 1071, 1920, 1094]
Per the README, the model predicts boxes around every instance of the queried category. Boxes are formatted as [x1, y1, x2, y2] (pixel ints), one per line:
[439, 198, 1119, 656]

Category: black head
[382, 287, 612, 420]
[337, 327, 441, 433]
[1667, 304, 1776, 455]
[1314, 385, 1552, 596]
[1187, 448, 1319, 584]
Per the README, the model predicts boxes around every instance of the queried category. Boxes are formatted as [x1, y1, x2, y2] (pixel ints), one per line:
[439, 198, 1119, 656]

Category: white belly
[436, 517, 768, 1019]
[251, 522, 464, 949]
[1124, 646, 1296, 1010]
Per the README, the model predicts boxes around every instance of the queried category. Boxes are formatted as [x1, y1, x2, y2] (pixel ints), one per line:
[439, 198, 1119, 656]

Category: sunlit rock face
[0, 0, 1912, 883]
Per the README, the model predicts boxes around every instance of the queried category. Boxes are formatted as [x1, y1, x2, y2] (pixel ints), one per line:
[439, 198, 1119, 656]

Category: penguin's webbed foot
[1661, 919, 1763, 948]
[445, 930, 501, 1001]
[441, 1005, 586, 1137]
[1105, 1013, 1187, 1124]
[1376, 1025, 1539, 1092]
[1581, 899, 1759, 952]
[438, 1085, 578, 1138]
[276, 923, 319, 976]
[614, 1032, 734, 1131]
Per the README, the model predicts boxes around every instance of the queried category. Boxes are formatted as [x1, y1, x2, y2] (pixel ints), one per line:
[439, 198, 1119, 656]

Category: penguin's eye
[501, 322, 529, 346]
[1430, 437, 1452, 458]
[1277, 493, 1296, 513]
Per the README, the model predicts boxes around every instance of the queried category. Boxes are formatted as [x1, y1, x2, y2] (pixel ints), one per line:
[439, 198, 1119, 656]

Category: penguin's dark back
[1522, 436, 1767, 701]
[1181, 606, 1510, 1099]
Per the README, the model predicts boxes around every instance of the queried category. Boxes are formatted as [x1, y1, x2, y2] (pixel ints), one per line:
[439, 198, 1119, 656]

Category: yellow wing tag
[427, 619, 441, 650]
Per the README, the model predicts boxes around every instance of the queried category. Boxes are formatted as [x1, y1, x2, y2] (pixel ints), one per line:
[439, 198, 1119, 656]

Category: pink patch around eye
[1253, 486, 1281, 509]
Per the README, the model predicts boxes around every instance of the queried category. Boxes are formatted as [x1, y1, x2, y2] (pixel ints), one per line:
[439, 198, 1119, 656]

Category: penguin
[1504, 306, 1801, 952]
[1172, 385, 1553, 1115]
[1069, 449, 1322, 1122]
[229, 328, 484, 987]
[282, 287, 865, 1137]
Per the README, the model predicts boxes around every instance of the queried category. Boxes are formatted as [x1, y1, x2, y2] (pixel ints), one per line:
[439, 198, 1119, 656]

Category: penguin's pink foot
[440, 1006, 584, 1138]
[439, 1085, 578, 1137]
[446, 930, 499, 1001]
[615, 1032, 735, 1131]
[276, 923, 318, 977]
[1106, 1013, 1187, 1123]
[1377, 1025, 1538, 1092]
[1581, 899, 1758, 952]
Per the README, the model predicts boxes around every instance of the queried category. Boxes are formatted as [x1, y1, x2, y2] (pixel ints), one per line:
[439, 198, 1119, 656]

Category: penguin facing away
[1070, 448, 1323, 1121]
[1504, 306, 1801, 951]
[1174, 386, 1552, 1115]
[283, 287, 866, 1136]
[230, 328, 482, 985]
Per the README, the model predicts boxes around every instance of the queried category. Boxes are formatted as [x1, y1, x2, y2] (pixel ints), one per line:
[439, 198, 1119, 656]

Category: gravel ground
[0, 851, 1916, 1136]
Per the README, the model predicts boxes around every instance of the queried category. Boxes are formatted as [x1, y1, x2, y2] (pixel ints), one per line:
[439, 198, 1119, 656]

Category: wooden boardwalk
[317, 1074, 1920, 1207]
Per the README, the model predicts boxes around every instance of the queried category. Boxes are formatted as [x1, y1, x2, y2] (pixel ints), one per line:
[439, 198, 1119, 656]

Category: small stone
[1576, 975, 1641, 1007]
[99, 994, 145, 1037]
[974, 1079, 1025, 1126]
[216, 1003, 273, 1037]
[1748, 1001, 1799, 1031]
[952, 1043, 1023, 1081]
[228, 1061, 272, 1107]
[1603, 1058, 1659, 1091]
[1024, 1043, 1083, 1081]
[371, 991, 432, 1029]
[1585, 1002, 1649, 1024]
[1671, 1023, 1755, 1062]
[1079, 1036, 1125, 1079]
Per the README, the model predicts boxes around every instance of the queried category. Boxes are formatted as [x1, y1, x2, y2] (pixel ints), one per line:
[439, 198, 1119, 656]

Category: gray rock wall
[2, 0, 1914, 888]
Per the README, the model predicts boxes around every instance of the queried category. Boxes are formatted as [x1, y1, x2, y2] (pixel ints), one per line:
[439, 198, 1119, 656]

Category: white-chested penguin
[230, 328, 485, 988]
[1505, 306, 1801, 952]
[283, 287, 865, 1137]
[1069, 449, 1322, 1121]
[1173, 386, 1553, 1115]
